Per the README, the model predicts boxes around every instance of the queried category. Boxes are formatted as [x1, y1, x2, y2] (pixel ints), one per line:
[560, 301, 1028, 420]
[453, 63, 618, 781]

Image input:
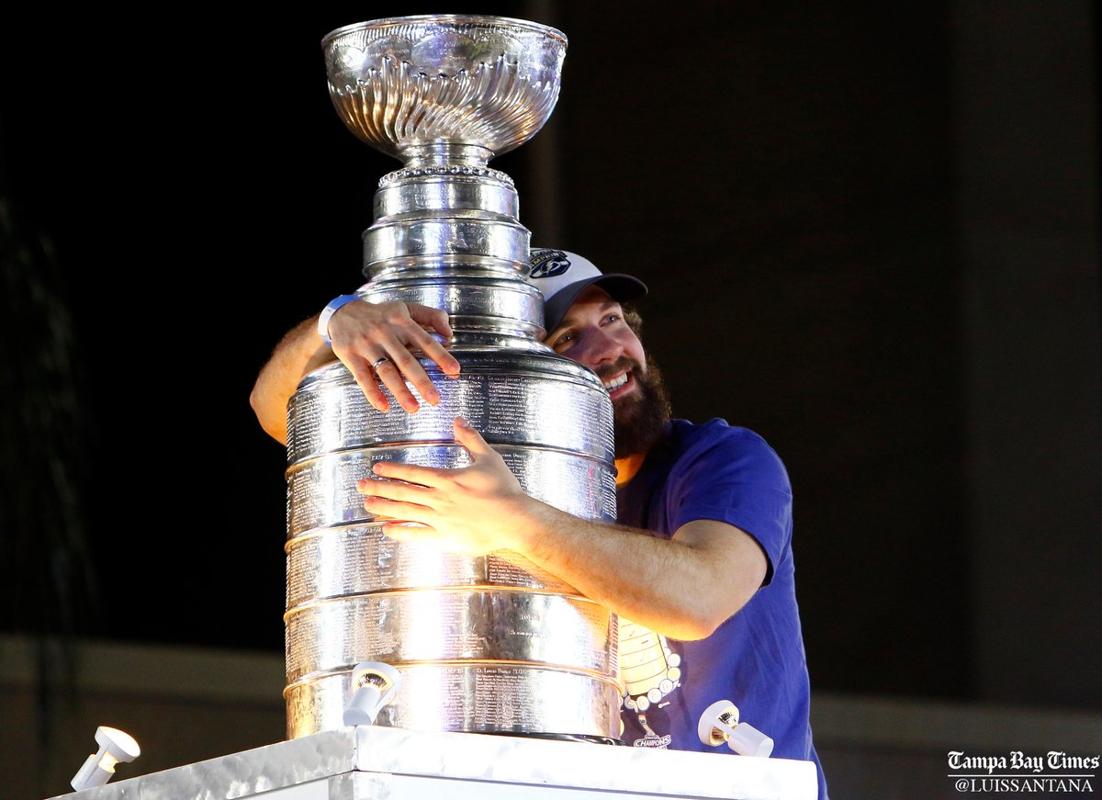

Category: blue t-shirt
[616, 418, 828, 800]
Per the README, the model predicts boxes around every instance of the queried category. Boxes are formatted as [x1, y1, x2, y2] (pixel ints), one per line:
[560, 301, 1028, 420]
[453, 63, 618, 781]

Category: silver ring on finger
[371, 356, 391, 370]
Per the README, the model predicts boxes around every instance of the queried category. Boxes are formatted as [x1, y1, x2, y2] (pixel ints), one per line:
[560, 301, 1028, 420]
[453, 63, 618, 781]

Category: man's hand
[329, 300, 461, 413]
[355, 418, 768, 639]
[356, 418, 531, 554]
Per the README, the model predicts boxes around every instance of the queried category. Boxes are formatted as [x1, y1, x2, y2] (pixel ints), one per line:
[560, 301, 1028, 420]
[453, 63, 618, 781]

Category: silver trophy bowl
[322, 15, 566, 164]
[284, 15, 621, 743]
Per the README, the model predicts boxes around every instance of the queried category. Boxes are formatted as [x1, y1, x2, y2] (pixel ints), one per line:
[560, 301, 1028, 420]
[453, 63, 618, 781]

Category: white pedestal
[49, 726, 817, 800]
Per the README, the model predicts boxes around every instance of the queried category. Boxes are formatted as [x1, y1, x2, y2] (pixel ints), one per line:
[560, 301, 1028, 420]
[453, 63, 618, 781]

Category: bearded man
[250, 249, 827, 799]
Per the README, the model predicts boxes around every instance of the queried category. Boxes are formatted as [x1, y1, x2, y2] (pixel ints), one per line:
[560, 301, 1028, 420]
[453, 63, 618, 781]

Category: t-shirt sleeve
[667, 428, 793, 586]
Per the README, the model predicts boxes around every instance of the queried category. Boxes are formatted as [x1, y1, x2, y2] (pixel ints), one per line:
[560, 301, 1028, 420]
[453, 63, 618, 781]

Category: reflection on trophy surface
[283, 15, 623, 741]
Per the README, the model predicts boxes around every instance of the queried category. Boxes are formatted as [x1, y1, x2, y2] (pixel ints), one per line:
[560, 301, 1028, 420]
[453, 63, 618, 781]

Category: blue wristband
[317, 294, 362, 347]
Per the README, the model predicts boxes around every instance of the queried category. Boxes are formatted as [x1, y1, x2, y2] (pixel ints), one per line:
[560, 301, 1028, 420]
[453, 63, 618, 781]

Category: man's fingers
[362, 494, 433, 523]
[404, 323, 461, 379]
[332, 339, 389, 411]
[382, 333, 441, 406]
[370, 348, 422, 413]
[357, 476, 433, 505]
[407, 304, 454, 340]
[346, 358, 389, 412]
[380, 521, 440, 544]
[371, 460, 450, 487]
[453, 417, 494, 457]
[383, 522, 482, 555]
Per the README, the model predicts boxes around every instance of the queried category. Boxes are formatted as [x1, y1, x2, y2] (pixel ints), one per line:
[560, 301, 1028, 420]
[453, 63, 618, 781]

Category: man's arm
[250, 314, 339, 444]
[517, 511, 767, 641]
[250, 299, 460, 445]
[360, 419, 769, 641]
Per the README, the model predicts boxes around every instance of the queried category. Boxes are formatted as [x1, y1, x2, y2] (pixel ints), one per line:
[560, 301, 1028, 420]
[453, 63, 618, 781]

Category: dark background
[2, 1, 1099, 714]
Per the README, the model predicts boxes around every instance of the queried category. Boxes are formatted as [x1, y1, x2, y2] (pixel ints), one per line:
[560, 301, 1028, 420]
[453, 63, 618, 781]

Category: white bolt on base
[698, 699, 739, 746]
[697, 700, 774, 757]
[343, 661, 402, 726]
[725, 720, 774, 757]
[70, 726, 140, 791]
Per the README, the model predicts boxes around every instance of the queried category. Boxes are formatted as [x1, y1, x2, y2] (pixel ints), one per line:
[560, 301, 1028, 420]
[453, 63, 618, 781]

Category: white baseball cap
[526, 248, 648, 333]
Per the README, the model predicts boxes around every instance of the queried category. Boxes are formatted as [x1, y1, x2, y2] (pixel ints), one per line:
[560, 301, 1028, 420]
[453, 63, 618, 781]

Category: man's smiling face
[546, 284, 646, 396]
[546, 285, 671, 458]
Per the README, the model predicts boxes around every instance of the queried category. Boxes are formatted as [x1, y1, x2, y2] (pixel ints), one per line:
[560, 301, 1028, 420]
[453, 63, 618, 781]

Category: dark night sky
[2, 4, 1099, 711]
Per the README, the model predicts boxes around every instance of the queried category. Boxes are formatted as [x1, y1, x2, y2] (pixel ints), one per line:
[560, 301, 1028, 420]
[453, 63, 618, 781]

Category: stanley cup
[283, 16, 622, 741]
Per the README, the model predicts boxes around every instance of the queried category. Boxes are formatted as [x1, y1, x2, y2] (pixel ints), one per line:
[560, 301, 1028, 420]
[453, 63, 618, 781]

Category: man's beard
[594, 355, 673, 458]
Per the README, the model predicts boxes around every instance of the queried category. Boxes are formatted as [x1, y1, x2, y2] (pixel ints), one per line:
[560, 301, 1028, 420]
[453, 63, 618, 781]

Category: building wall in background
[953, 0, 1102, 709]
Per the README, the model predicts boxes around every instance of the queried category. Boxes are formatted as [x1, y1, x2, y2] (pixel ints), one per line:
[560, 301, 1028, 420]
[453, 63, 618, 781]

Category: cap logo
[528, 249, 572, 279]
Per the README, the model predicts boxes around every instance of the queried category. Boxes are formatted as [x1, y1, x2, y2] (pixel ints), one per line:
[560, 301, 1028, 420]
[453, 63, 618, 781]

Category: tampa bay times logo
[948, 750, 1099, 793]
